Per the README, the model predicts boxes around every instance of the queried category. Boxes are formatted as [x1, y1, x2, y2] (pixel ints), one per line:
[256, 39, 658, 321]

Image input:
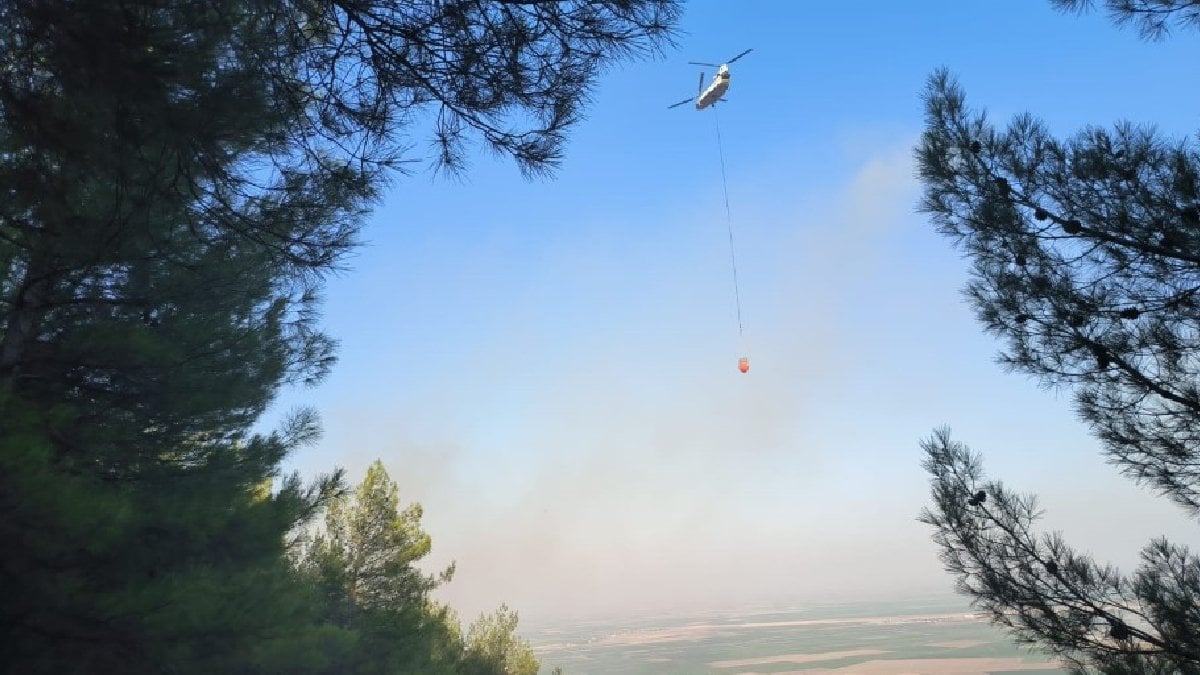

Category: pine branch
[1051, 0, 1200, 40]
[918, 68, 1200, 514]
[921, 429, 1200, 669]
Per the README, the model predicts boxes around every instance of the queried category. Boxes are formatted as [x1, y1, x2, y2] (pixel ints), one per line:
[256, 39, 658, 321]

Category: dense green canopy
[0, 1, 678, 671]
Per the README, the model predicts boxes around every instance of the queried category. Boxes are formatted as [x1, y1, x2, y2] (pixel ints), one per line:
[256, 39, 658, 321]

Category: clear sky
[259, 1, 1200, 624]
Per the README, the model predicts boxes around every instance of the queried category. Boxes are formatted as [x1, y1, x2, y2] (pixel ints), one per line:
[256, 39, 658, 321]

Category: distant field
[526, 598, 1065, 674]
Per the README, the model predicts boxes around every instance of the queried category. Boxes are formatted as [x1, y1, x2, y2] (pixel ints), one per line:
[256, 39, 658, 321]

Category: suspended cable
[712, 105, 744, 340]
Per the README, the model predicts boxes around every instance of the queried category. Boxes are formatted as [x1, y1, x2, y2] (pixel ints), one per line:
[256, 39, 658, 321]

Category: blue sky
[261, 2, 1200, 623]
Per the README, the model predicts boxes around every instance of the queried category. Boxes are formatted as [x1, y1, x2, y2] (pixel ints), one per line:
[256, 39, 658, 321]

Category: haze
[259, 1, 1200, 625]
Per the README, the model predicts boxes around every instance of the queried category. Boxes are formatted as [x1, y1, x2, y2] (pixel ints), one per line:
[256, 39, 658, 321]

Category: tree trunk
[0, 255, 54, 384]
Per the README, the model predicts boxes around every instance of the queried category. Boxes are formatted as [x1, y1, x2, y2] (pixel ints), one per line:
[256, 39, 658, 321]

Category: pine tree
[0, 1, 678, 671]
[298, 460, 473, 674]
[296, 461, 546, 674]
[916, 3, 1200, 672]
[301, 460, 450, 621]
[461, 604, 541, 675]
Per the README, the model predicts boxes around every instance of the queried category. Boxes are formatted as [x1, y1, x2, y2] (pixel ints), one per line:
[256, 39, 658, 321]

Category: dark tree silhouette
[0, 1, 677, 671]
[1052, 0, 1200, 40]
[916, 3, 1200, 672]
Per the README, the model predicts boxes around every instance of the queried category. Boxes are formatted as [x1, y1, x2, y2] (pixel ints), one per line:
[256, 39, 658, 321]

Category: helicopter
[667, 49, 752, 110]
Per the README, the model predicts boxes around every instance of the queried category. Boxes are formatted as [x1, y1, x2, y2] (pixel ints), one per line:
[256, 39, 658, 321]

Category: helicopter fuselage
[695, 67, 731, 110]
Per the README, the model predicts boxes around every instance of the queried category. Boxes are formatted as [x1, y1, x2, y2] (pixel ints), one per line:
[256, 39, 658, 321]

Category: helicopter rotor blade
[667, 96, 695, 109]
[688, 61, 719, 67]
[697, 70, 705, 94]
[725, 48, 753, 64]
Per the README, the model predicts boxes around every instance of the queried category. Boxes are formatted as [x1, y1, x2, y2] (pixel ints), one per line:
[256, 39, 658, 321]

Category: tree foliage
[462, 604, 541, 675]
[298, 460, 458, 673]
[916, 4, 1200, 671]
[0, 0, 677, 671]
[304, 460, 452, 621]
[296, 461, 543, 674]
[1051, 0, 1200, 41]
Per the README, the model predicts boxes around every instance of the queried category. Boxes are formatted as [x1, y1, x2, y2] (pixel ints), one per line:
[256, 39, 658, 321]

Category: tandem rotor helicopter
[667, 48, 752, 110]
